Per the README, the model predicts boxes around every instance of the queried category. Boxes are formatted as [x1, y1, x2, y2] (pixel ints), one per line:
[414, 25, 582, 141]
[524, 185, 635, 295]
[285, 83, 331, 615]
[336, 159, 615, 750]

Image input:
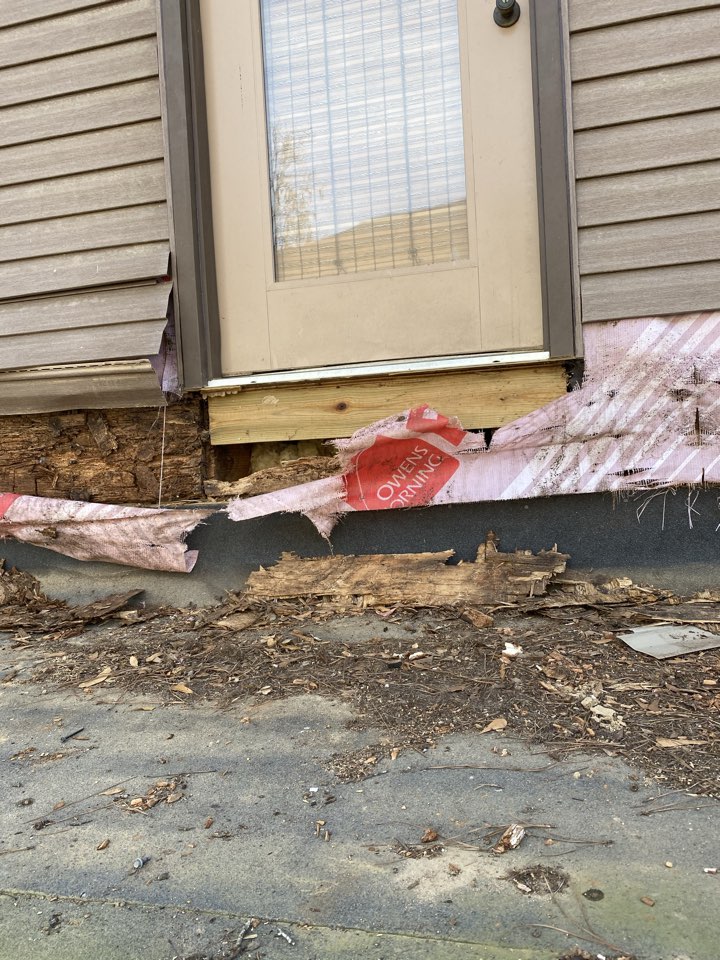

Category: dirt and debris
[2, 550, 719, 798]
[507, 863, 569, 895]
[0, 561, 144, 631]
[113, 777, 186, 813]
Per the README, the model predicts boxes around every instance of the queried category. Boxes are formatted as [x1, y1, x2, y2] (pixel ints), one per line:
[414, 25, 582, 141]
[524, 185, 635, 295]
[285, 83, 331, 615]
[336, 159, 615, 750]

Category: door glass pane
[261, 0, 469, 281]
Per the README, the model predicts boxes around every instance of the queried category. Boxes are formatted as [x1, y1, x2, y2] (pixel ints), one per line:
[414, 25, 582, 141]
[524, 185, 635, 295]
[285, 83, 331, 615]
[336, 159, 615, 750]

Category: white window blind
[261, 0, 469, 281]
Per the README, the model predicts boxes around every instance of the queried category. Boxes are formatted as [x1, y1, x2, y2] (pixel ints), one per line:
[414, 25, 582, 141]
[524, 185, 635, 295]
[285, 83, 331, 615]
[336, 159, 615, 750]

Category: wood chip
[480, 717, 508, 734]
[214, 611, 261, 631]
[96, 839, 110, 851]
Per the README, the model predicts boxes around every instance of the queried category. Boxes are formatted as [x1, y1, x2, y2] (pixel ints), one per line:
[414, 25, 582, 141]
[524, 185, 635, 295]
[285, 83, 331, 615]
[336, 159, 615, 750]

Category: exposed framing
[529, 0, 580, 357]
[157, 0, 220, 390]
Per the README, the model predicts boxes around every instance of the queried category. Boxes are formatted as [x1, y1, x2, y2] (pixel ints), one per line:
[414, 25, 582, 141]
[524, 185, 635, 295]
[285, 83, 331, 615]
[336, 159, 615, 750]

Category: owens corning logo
[345, 437, 459, 511]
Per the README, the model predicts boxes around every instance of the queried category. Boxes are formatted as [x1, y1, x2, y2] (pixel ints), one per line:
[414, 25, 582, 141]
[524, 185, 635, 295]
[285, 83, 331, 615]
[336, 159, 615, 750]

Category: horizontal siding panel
[576, 161, 720, 227]
[0, 120, 165, 187]
[0, 0, 155, 69]
[1, 318, 168, 368]
[582, 262, 720, 321]
[0, 283, 171, 337]
[0, 204, 168, 262]
[0, 160, 166, 227]
[0, 361, 163, 414]
[0, 1, 116, 29]
[574, 110, 720, 178]
[0, 204, 169, 262]
[0, 38, 158, 109]
[578, 211, 720, 274]
[0, 78, 160, 148]
[0, 242, 169, 299]
[569, 0, 720, 31]
[573, 59, 720, 130]
[570, 10, 720, 81]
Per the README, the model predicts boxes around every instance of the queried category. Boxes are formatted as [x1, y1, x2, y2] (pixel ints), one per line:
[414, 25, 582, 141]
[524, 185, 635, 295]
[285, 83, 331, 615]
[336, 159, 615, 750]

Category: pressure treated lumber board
[206, 362, 568, 444]
[245, 542, 569, 606]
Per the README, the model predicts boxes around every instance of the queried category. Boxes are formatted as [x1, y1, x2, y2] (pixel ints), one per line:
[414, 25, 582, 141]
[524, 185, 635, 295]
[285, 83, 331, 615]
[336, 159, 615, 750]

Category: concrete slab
[0, 673, 715, 960]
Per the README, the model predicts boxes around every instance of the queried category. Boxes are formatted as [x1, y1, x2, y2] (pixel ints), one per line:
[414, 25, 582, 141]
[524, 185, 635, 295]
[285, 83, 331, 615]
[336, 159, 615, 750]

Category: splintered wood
[245, 538, 568, 607]
[203, 456, 340, 500]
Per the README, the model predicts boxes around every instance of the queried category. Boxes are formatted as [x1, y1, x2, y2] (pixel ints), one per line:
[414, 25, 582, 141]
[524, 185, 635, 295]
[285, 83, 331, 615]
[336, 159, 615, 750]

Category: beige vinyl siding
[0, 361, 165, 416]
[0, 38, 159, 108]
[569, 2, 720, 323]
[0, 0, 171, 411]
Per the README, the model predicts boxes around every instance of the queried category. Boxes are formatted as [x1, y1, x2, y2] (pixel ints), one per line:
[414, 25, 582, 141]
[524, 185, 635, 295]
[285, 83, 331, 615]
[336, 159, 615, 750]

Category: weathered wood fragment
[0, 400, 205, 504]
[245, 539, 569, 607]
[204, 456, 340, 500]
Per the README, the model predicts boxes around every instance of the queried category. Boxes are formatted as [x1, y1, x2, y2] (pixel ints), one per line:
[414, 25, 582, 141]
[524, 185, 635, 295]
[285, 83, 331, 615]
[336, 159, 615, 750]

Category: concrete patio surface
[0, 654, 716, 960]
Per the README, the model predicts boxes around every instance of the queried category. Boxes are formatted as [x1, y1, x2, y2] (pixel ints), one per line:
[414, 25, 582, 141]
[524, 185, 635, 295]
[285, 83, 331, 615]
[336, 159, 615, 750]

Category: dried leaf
[170, 683, 193, 695]
[390, 748, 401, 761]
[52, 801, 65, 811]
[204, 817, 214, 829]
[129, 655, 139, 668]
[78, 666, 112, 689]
[480, 717, 508, 734]
[101, 786, 125, 796]
[96, 839, 110, 851]
[421, 828, 439, 843]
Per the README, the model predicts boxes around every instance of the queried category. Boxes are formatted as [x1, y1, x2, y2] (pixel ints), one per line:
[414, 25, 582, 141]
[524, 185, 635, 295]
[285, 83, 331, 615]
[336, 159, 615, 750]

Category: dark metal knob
[494, 0, 520, 27]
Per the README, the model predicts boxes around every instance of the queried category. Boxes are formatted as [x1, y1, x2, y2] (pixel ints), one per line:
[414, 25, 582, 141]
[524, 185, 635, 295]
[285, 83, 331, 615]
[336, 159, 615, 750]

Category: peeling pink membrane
[227, 312, 720, 535]
[0, 494, 211, 572]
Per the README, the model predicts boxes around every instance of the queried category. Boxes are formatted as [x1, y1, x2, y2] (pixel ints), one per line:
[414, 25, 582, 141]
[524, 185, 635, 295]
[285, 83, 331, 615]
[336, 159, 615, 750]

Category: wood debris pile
[2, 542, 719, 797]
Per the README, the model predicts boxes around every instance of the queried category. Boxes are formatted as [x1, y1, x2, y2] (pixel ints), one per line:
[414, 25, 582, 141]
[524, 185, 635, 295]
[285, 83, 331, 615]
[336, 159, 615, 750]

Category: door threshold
[204, 350, 551, 392]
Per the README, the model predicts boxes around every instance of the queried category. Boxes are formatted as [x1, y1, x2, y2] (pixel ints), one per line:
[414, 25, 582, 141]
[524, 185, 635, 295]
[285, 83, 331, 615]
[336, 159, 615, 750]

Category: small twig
[0, 845, 36, 856]
[525, 922, 623, 952]
[60, 726, 85, 743]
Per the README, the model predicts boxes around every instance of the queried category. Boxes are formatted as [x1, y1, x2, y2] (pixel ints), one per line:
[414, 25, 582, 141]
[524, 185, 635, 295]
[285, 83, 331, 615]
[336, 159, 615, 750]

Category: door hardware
[494, 0, 520, 27]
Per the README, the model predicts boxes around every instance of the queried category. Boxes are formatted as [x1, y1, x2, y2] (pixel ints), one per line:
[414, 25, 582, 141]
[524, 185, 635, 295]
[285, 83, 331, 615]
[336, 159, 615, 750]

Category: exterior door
[201, 0, 544, 376]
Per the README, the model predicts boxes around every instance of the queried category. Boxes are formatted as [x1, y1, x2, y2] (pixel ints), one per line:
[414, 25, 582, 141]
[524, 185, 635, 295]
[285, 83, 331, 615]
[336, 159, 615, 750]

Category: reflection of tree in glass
[269, 126, 314, 255]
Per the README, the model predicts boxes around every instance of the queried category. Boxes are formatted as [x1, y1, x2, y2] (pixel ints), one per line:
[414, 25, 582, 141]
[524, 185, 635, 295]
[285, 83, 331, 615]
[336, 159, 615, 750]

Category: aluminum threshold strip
[205, 350, 551, 391]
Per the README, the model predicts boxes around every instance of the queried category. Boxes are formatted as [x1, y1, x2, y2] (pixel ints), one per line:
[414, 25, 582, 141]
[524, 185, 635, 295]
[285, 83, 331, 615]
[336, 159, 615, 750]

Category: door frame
[159, 0, 579, 390]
